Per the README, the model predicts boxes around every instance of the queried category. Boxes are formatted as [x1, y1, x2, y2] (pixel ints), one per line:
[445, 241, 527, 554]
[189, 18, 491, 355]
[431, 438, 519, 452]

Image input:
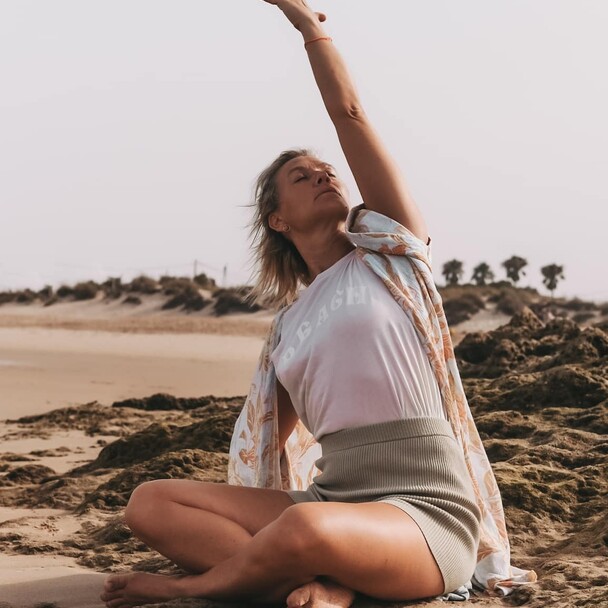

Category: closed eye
[295, 172, 336, 183]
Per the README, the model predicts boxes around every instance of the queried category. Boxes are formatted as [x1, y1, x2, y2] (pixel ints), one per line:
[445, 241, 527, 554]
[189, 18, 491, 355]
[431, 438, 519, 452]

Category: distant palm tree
[502, 255, 528, 285]
[541, 264, 565, 299]
[471, 262, 495, 286]
[442, 259, 464, 286]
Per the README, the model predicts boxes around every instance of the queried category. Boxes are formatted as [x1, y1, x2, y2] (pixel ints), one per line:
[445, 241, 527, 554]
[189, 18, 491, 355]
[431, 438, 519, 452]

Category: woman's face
[269, 155, 349, 236]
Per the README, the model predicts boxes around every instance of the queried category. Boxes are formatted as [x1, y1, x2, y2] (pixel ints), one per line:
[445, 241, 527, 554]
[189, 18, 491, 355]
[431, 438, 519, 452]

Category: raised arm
[261, 0, 430, 244]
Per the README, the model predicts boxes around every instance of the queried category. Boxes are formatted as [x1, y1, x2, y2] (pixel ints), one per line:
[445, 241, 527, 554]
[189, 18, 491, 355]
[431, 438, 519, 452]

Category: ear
[268, 211, 285, 233]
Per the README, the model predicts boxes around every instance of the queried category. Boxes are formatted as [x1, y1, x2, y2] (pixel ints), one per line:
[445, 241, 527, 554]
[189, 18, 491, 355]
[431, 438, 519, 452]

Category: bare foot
[100, 572, 185, 607]
[286, 577, 357, 608]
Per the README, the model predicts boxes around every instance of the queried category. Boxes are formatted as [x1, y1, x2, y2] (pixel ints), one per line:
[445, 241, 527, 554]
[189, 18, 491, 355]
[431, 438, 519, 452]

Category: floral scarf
[228, 203, 537, 596]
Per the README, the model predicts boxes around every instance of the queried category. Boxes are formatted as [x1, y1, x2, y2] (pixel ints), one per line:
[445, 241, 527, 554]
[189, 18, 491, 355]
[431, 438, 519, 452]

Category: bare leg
[100, 501, 446, 606]
[122, 479, 294, 572]
[101, 480, 357, 607]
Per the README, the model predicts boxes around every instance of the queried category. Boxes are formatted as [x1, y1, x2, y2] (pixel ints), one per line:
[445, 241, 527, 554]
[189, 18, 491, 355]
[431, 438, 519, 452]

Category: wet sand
[0, 327, 265, 418]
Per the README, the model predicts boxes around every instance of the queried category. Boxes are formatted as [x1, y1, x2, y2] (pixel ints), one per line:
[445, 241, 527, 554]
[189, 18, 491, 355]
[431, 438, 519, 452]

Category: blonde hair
[244, 148, 320, 312]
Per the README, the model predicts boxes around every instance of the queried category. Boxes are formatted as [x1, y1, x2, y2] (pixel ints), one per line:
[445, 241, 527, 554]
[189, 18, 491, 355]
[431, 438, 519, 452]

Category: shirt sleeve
[344, 203, 433, 269]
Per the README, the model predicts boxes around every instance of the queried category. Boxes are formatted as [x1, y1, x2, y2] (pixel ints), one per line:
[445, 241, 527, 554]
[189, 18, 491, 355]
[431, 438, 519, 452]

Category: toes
[286, 584, 312, 608]
[100, 588, 124, 601]
[287, 579, 356, 608]
[106, 599, 131, 608]
[99, 574, 138, 608]
[104, 573, 129, 591]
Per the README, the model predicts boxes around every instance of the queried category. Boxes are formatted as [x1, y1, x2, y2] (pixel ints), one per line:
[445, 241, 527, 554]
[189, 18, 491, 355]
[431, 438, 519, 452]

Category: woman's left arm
[262, 0, 429, 244]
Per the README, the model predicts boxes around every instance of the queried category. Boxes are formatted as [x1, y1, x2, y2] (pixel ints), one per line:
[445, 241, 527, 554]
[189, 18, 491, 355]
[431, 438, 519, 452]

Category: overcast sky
[1, 0, 606, 302]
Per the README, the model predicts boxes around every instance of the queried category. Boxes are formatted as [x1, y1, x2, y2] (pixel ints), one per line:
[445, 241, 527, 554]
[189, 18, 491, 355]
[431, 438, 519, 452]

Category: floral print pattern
[228, 203, 537, 596]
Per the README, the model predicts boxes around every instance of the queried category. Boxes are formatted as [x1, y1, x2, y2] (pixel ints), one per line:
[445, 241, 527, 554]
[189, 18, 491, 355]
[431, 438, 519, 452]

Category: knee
[124, 479, 168, 534]
[270, 504, 330, 561]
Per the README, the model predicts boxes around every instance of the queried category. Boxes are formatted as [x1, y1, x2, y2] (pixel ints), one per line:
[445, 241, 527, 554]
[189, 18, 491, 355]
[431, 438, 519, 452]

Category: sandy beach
[0, 295, 606, 608]
[0, 299, 272, 605]
[0, 326, 265, 419]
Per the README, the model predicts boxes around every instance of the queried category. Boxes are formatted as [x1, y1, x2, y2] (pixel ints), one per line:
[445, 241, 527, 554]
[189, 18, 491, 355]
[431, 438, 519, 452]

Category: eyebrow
[288, 163, 336, 177]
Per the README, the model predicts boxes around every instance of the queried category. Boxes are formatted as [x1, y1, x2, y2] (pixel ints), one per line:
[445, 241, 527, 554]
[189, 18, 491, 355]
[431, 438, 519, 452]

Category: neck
[294, 229, 356, 283]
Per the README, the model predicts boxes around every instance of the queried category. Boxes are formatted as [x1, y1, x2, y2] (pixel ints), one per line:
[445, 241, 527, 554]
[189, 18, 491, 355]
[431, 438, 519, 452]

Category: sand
[0, 554, 107, 608]
[0, 298, 606, 608]
[0, 327, 265, 419]
[0, 302, 271, 605]
[0, 296, 273, 418]
[0, 296, 274, 337]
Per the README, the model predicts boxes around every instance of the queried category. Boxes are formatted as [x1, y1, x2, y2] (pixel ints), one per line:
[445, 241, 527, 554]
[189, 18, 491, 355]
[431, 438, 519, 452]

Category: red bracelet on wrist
[304, 36, 333, 49]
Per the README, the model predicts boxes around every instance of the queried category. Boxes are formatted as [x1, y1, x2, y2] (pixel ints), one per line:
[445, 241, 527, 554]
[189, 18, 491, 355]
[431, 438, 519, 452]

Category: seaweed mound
[456, 307, 608, 379]
[78, 449, 228, 512]
[0, 464, 56, 486]
[111, 393, 243, 413]
[451, 308, 608, 605]
[81, 411, 239, 472]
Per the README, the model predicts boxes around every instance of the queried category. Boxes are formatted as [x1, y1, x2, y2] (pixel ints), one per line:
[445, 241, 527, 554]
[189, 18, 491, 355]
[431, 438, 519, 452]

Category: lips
[316, 187, 340, 199]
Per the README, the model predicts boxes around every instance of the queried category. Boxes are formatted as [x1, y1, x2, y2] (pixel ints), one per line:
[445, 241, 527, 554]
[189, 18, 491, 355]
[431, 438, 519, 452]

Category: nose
[314, 169, 332, 185]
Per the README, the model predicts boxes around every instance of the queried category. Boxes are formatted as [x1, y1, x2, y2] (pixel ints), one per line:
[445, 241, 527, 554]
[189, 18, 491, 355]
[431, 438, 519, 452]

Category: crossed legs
[100, 479, 445, 607]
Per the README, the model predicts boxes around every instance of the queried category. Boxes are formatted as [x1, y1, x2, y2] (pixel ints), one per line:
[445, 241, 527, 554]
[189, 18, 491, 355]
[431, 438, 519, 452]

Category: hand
[261, 0, 327, 31]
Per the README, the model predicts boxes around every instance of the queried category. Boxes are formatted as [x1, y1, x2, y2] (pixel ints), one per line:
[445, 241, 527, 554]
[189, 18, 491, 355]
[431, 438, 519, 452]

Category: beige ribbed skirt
[286, 417, 481, 595]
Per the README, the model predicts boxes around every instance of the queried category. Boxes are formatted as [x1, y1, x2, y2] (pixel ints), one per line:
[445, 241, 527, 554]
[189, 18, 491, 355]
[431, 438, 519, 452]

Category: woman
[101, 2, 535, 606]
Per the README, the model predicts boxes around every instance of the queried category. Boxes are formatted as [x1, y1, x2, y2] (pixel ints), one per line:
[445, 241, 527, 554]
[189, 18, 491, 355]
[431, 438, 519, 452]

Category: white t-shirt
[270, 247, 447, 441]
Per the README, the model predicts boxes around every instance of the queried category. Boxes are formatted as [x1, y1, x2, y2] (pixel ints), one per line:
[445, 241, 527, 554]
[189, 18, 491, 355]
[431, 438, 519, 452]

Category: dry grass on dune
[2, 278, 606, 338]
